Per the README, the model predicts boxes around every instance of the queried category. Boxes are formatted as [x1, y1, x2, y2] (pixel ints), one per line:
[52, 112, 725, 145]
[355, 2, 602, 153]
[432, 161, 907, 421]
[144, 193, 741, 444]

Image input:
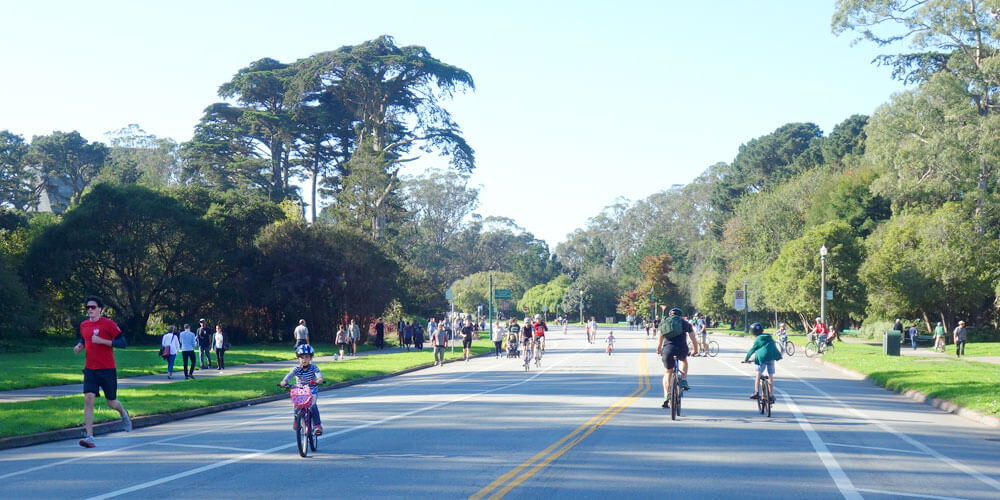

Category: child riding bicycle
[279, 344, 325, 435]
[605, 330, 615, 355]
[743, 323, 781, 403]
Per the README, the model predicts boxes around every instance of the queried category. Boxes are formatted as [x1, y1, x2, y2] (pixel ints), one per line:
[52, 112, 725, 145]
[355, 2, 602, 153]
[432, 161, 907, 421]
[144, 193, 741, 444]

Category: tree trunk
[921, 310, 933, 335]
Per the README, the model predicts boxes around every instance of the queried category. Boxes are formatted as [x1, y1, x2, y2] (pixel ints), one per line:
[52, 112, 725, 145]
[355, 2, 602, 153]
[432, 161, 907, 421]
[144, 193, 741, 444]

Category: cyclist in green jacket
[744, 322, 782, 403]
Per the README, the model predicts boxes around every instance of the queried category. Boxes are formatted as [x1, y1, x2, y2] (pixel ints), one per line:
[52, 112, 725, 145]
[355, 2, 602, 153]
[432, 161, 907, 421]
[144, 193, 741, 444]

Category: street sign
[543, 305, 548, 312]
[523, 306, 529, 312]
[494, 288, 512, 300]
[826, 290, 833, 300]
[734, 290, 746, 311]
[445, 288, 453, 300]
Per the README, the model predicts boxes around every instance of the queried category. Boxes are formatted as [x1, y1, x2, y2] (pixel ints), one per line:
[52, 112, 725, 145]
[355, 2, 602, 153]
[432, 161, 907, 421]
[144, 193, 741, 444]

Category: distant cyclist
[605, 330, 615, 355]
[810, 316, 830, 352]
[532, 314, 548, 352]
[656, 307, 697, 408]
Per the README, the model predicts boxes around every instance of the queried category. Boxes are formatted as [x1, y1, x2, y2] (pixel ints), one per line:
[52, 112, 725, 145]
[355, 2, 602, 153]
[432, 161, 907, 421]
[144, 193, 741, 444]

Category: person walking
[432, 324, 448, 366]
[74, 295, 132, 448]
[492, 320, 504, 358]
[293, 319, 310, 347]
[161, 326, 180, 379]
[953, 320, 968, 357]
[196, 319, 213, 369]
[414, 323, 425, 350]
[348, 319, 361, 357]
[335, 324, 348, 360]
[461, 320, 476, 362]
[933, 322, 946, 352]
[397, 319, 406, 347]
[179, 324, 197, 379]
[908, 323, 919, 350]
[214, 325, 227, 371]
[375, 317, 385, 349]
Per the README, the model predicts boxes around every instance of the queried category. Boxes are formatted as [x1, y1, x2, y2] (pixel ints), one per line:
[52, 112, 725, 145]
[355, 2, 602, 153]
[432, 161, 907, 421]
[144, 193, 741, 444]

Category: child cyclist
[605, 330, 615, 355]
[743, 322, 782, 403]
[279, 344, 325, 435]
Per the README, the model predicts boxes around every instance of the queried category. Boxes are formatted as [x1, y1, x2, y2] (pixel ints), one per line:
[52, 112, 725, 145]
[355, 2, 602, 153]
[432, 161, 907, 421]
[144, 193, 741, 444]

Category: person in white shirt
[179, 324, 197, 379]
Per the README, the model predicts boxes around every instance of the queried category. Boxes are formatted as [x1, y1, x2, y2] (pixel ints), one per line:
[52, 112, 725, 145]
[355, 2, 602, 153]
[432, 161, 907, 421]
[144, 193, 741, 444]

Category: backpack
[660, 315, 684, 340]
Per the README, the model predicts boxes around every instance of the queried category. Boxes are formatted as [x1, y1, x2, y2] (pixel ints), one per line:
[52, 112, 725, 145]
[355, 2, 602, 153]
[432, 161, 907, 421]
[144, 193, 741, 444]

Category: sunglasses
[86, 305, 99, 310]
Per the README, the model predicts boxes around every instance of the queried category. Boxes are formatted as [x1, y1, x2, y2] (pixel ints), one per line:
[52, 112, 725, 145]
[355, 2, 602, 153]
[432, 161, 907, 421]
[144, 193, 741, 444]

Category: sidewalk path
[836, 335, 1000, 364]
[0, 351, 374, 404]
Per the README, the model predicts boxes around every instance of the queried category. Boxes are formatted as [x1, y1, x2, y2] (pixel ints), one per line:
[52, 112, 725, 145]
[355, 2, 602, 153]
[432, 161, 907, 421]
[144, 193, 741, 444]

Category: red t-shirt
[814, 322, 828, 335]
[80, 317, 121, 369]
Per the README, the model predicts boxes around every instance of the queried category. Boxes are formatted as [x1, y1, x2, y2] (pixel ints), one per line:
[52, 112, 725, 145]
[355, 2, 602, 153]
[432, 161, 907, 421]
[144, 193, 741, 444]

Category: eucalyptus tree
[291, 35, 476, 239]
[99, 124, 180, 188]
[26, 131, 108, 210]
[0, 131, 35, 210]
[835, 0, 1000, 223]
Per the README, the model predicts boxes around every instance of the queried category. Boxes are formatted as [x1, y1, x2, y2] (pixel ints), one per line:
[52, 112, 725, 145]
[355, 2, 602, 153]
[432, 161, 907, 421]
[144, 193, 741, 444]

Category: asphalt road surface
[2, 327, 998, 500]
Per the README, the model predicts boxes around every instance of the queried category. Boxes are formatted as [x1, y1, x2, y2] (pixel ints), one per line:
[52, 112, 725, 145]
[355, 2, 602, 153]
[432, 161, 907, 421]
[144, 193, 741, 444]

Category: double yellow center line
[469, 343, 650, 500]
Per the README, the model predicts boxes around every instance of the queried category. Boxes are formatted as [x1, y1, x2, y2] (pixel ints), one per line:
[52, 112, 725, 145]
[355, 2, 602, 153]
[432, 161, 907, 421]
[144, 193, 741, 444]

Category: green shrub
[859, 318, 894, 340]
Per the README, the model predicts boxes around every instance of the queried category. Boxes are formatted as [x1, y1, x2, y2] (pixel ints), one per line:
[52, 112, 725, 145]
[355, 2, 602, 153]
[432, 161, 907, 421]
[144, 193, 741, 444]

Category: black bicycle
[668, 356, 682, 420]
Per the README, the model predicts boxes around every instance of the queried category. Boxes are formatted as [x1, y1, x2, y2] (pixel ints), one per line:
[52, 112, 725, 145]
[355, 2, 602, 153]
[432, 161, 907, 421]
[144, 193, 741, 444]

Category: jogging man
[656, 307, 698, 408]
[461, 320, 476, 361]
[74, 295, 132, 448]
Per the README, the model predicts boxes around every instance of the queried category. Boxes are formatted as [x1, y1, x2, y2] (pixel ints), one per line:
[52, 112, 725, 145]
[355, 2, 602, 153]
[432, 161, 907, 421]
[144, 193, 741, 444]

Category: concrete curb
[811, 356, 1000, 429]
[0, 354, 482, 451]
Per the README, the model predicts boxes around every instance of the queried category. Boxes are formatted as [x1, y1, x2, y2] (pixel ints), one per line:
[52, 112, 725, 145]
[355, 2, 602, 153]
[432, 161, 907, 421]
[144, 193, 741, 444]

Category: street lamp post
[579, 290, 584, 324]
[820, 244, 828, 328]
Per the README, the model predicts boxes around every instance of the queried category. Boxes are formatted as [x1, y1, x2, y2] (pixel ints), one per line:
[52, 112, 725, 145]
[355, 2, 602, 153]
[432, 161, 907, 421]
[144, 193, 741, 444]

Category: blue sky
[2, 1, 906, 247]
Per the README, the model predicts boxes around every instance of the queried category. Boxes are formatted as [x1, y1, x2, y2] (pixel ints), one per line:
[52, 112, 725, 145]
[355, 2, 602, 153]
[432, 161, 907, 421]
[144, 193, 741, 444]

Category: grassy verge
[0, 342, 378, 391]
[823, 342, 1000, 417]
[0, 341, 495, 438]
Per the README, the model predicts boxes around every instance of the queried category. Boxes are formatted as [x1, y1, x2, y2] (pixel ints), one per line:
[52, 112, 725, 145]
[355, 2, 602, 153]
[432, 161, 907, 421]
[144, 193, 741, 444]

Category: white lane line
[154, 443, 262, 453]
[786, 371, 1000, 492]
[720, 359, 862, 500]
[86, 349, 588, 500]
[855, 488, 970, 500]
[825, 442, 930, 455]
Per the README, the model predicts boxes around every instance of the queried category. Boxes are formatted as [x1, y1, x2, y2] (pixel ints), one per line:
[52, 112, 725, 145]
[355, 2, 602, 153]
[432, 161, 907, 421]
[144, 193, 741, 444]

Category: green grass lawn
[823, 342, 1000, 417]
[0, 342, 383, 391]
[0, 341, 494, 438]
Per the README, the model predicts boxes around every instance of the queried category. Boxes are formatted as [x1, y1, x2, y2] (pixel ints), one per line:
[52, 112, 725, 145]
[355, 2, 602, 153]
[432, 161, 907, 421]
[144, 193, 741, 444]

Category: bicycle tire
[309, 416, 318, 452]
[670, 372, 681, 420]
[674, 377, 682, 418]
[761, 379, 771, 417]
[785, 341, 795, 356]
[804, 342, 817, 358]
[707, 341, 719, 357]
[295, 413, 307, 457]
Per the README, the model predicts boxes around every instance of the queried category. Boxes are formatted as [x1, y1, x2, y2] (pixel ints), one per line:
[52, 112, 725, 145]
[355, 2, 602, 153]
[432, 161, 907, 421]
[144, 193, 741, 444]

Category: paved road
[1, 328, 998, 499]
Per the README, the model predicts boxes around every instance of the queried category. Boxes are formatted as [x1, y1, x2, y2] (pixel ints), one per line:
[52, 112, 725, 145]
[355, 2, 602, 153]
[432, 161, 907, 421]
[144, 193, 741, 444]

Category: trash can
[883, 330, 900, 356]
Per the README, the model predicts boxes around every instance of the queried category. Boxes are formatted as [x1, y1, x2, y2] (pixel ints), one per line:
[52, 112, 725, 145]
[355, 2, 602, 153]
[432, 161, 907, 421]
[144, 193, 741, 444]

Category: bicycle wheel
[707, 341, 719, 357]
[804, 342, 817, 358]
[761, 380, 771, 417]
[308, 415, 318, 452]
[674, 377, 682, 418]
[670, 379, 678, 421]
[295, 413, 307, 457]
[785, 341, 795, 357]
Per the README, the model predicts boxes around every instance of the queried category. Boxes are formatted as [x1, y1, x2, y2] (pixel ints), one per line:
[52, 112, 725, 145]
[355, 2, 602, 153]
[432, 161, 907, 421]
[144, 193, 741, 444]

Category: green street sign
[445, 288, 453, 300]
[494, 288, 512, 299]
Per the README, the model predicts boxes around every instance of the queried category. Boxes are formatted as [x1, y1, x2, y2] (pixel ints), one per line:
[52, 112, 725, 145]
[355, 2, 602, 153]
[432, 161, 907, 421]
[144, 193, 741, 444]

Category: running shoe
[121, 409, 132, 432]
[749, 393, 760, 399]
[661, 399, 670, 408]
[680, 380, 690, 390]
[79, 435, 96, 448]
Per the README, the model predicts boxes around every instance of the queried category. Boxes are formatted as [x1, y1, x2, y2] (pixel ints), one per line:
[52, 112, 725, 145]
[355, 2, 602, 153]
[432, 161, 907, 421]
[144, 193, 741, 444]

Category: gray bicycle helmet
[669, 307, 683, 316]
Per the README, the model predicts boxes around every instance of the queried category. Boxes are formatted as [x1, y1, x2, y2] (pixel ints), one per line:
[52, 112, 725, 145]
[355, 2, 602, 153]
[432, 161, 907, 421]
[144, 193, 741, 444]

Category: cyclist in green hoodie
[744, 322, 782, 403]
